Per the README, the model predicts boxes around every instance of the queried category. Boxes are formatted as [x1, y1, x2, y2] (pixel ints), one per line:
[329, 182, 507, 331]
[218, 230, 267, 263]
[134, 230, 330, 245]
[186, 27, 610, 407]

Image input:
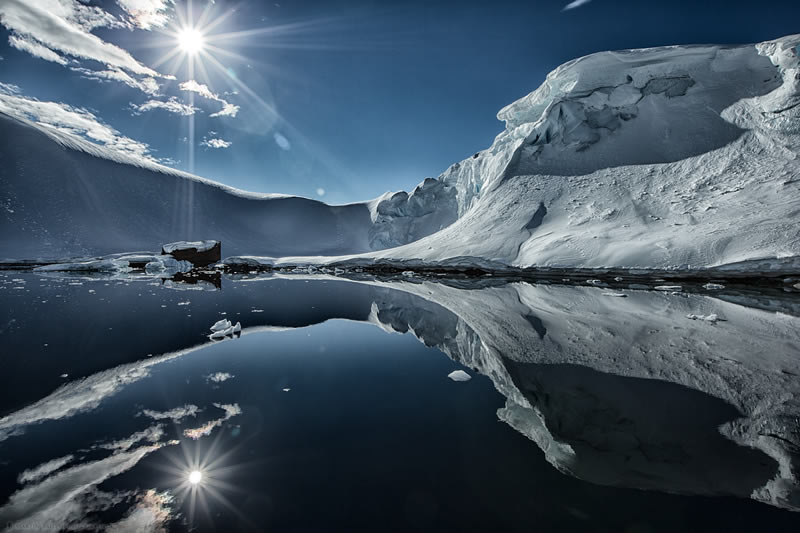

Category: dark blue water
[1, 272, 799, 532]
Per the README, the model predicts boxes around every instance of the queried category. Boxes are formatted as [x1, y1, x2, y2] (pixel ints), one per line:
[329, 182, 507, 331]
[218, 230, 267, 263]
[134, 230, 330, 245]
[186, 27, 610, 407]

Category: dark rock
[161, 240, 221, 267]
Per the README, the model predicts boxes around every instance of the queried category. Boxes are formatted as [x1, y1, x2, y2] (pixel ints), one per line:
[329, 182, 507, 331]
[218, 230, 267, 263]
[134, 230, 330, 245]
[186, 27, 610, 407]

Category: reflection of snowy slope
[363, 279, 800, 511]
[2, 273, 799, 510]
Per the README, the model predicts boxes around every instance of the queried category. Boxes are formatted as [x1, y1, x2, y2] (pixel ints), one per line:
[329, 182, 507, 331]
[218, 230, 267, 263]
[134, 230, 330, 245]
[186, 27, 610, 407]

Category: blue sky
[1, 0, 799, 204]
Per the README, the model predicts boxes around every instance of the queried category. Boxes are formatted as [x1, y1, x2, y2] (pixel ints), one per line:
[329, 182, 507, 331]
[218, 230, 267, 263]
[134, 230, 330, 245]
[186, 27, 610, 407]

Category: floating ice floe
[35, 259, 131, 273]
[703, 283, 725, 290]
[208, 319, 242, 339]
[654, 285, 682, 292]
[447, 370, 472, 382]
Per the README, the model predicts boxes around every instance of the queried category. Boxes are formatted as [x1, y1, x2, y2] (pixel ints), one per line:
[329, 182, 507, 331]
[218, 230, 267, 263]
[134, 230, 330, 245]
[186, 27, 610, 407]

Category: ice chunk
[654, 285, 682, 292]
[162, 240, 218, 254]
[686, 313, 720, 323]
[703, 283, 725, 290]
[34, 259, 130, 273]
[447, 370, 472, 382]
[208, 319, 241, 339]
[210, 326, 234, 339]
[210, 319, 232, 332]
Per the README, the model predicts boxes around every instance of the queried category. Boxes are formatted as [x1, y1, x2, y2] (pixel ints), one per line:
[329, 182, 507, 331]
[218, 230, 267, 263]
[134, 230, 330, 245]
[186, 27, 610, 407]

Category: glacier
[1, 34, 799, 273]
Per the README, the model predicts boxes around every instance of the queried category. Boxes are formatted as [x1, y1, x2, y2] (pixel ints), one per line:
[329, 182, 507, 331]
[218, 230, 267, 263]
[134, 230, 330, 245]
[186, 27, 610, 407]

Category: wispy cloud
[8, 35, 68, 65]
[96, 425, 166, 452]
[180, 80, 240, 118]
[0, 0, 159, 76]
[562, 0, 593, 10]
[117, 0, 174, 30]
[183, 403, 241, 439]
[18, 455, 74, 485]
[139, 404, 200, 422]
[131, 97, 198, 115]
[106, 489, 173, 533]
[210, 102, 240, 118]
[0, 437, 173, 531]
[201, 137, 232, 149]
[72, 66, 160, 95]
[0, 83, 158, 163]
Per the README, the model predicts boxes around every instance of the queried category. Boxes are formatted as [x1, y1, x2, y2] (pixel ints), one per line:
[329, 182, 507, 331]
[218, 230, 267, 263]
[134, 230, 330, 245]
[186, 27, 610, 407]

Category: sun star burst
[178, 27, 204, 54]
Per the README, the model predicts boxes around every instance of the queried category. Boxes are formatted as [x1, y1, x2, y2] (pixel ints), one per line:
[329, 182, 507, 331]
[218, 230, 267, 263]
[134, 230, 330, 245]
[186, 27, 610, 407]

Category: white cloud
[0, 342, 204, 443]
[180, 80, 240, 118]
[97, 425, 165, 452]
[18, 455, 74, 485]
[201, 137, 232, 149]
[116, 0, 173, 30]
[205, 372, 234, 383]
[8, 35, 68, 65]
[106, 489, 173, 533]
[139, 404, 200, 422]
[0, 0, 164, 77]
[0, 84, 157, 163]
[72, 67, 160, 95]
[131, 97, 198, 115]
[210, 102, 240, 118]
[0, 439, 172, 531]
[183, 403, 241, 440]
[562, 0, 592, 10]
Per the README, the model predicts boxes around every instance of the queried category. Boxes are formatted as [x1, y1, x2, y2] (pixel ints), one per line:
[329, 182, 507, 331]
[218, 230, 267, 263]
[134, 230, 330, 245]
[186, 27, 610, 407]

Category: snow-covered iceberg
[1, 35, 798, 273]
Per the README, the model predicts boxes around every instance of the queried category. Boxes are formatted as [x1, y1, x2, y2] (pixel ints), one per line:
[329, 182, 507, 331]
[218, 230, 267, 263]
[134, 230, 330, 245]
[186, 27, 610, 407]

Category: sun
[178, 28, 204, 54]
[188, 469, 203, 485]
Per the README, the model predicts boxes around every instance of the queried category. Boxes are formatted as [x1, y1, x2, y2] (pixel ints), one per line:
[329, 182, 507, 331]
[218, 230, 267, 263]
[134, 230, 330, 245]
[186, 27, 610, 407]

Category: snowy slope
[0, 114, 449, 260]
[354, 35, 800, 270]
[277, 34, 800, 271]
[2, 35, 799, 270]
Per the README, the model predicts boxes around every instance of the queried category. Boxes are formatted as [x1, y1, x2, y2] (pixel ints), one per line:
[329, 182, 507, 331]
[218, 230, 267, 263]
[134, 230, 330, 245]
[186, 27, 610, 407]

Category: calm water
[1, 271, 799, 532]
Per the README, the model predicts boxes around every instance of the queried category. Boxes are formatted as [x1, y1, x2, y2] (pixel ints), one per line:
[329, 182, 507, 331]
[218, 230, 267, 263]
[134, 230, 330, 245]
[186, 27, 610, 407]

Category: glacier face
[1, 35, 799, 270]
[357, 34, 800, 270]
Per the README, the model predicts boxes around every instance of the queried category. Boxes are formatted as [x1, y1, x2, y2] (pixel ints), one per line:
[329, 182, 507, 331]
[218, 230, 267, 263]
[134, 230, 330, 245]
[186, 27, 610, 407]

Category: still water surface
[1, 272, 799, 532]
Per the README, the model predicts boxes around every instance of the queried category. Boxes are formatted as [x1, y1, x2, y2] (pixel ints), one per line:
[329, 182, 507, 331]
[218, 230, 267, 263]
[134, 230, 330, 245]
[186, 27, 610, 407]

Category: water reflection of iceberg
[367, 279, 800, 511]
[1, 275, 799, 514]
